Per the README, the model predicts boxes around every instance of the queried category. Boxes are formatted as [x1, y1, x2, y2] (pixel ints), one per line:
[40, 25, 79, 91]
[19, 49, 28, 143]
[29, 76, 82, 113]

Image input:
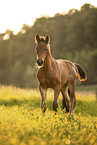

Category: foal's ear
[35, 33, 40, 43]
[45, 34, 50, 44]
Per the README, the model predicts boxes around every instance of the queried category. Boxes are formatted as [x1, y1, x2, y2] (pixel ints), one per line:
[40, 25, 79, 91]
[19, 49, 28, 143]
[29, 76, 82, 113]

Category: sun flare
[0, 0, 97, 34]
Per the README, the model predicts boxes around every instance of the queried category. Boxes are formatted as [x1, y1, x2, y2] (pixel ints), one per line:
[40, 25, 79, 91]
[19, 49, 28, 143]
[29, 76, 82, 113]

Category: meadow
[0, 85, 97, 145]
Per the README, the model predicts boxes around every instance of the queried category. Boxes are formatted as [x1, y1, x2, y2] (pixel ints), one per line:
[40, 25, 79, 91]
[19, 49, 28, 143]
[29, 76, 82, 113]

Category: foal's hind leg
[62, 99, 69, 113]
[61, 85, 71, 112]
[39, 85, 47, 113]
[68, 80, 76, 116]
[62, 88, 70, 113]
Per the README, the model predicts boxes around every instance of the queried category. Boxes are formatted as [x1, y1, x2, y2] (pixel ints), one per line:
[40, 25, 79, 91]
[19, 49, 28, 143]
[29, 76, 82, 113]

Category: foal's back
[56, 59, 78, 86]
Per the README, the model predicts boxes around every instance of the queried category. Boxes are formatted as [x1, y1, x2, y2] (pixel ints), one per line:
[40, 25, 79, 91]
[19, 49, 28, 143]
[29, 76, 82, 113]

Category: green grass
[0, 85, 97, 145]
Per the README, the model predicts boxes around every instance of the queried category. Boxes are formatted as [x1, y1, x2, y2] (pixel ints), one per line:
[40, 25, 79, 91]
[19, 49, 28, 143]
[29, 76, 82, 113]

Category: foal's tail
[74, 63, 87, 81]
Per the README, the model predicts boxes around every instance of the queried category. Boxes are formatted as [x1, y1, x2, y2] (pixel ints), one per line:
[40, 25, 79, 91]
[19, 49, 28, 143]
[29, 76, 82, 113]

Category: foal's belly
[42, 78, 53, 89]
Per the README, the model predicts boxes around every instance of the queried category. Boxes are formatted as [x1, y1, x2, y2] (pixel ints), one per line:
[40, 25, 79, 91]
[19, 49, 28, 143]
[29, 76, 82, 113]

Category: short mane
[40, 36, 45, 42]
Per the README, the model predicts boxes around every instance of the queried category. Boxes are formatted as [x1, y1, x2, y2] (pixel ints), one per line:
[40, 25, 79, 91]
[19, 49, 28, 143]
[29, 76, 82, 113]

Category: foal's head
[35, 34, 50, 66]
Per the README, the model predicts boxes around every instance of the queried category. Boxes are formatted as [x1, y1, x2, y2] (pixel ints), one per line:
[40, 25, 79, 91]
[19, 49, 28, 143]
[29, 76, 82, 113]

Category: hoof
[70, 111, 75, 119]
[52, 102, 58, 112]
[42, 108, 46, 113]
[41, 104, 46, 113]
[62, 99, 69, 113]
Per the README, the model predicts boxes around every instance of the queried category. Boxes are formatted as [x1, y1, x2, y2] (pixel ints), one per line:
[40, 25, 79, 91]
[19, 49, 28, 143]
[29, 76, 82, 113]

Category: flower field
[0, 85, 97, 145]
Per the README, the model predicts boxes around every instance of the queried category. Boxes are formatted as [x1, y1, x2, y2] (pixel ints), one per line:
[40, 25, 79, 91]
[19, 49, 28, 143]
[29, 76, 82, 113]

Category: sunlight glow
[0, 0, 97, 34]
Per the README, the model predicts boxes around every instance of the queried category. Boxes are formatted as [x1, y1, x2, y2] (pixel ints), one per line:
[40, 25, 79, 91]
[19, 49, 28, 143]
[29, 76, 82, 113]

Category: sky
[0, 0, 97, 34]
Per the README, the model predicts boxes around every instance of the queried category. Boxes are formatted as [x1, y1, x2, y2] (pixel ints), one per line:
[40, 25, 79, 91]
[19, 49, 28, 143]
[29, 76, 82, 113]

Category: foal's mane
[35, 36, 45, 44]
[35, 34, 50, 44]
[40, 36, 45, 42]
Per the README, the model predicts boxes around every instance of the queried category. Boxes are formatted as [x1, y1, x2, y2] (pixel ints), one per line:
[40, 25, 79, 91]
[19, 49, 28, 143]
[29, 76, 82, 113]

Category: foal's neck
[43, 49, 54, 70]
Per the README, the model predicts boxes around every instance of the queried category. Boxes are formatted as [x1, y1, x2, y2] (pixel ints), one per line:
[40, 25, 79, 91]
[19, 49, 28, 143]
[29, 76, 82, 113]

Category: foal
[35, 34, 87, 115]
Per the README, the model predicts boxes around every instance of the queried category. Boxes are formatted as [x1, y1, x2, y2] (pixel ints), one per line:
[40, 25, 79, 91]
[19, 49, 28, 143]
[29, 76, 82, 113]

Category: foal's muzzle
[37, 59, 44, 66]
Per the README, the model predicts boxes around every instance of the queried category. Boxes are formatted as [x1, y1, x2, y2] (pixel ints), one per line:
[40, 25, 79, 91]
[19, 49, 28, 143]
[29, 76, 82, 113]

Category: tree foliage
[0, 3, 97, 88]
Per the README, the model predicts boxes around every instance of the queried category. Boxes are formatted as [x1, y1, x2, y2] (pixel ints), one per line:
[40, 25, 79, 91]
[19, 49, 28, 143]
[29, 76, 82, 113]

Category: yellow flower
[65, 139, 71, 144]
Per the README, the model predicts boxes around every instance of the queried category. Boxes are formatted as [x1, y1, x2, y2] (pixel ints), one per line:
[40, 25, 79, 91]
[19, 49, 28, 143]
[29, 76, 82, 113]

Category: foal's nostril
[37, 59, 43, 66]
[41, 60, 43, 64]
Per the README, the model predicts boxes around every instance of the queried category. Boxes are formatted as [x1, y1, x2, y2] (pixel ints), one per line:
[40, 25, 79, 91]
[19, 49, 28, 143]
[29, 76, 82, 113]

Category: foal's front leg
[39, 86, 47, 113]
[53, 87, 60, 112]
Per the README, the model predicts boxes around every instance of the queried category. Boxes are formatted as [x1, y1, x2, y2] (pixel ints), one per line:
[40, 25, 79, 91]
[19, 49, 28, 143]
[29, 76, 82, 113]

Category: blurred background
[0, 0, 97, 88]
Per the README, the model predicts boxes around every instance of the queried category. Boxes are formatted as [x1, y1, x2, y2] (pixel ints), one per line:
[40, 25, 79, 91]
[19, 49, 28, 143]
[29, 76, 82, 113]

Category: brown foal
[35, 34, 87, 116]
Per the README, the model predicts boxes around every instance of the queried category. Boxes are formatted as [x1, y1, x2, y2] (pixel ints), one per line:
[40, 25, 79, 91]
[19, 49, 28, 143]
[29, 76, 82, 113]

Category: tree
[0, 3, 97, 88]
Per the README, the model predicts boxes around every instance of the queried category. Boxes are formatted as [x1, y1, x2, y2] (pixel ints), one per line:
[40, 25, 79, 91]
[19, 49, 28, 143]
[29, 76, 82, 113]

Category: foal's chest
[37, 68, 59, 89]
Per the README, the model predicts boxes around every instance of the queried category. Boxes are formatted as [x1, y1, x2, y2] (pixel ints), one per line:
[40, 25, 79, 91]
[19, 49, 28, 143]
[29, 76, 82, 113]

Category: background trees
[0, 3, 97, 88]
